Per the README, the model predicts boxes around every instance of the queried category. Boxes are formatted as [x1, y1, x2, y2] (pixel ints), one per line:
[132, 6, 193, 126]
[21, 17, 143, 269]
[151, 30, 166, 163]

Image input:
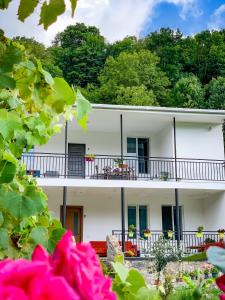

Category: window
[127, 138, 136, 153]
[128, 205, 148, 234]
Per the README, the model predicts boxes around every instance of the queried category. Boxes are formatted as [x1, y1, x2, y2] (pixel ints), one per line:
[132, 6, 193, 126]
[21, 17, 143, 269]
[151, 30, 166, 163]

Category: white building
[23, 104, 225, 255]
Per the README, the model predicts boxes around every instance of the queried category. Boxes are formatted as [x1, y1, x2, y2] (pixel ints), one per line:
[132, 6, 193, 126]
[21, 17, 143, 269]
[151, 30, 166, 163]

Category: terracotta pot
[154, 279, 160, 285]
[85, 157, 95, 162]
[118, 163, 128, 169]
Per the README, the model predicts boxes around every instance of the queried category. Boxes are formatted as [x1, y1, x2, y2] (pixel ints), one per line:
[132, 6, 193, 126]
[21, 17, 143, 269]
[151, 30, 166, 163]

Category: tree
[85, 50, 170, 106]
[204, 77, 225, 109]
[107, 36, 140, 57]
[180, 30, 225, 84]
[143, 28, 183, 84]
[169, 74, 204, 108]
[0, 32, 91, 258]
[12, 37, 63, 77]
[52, 24, 107, 87]
[0, 0, 77, 30]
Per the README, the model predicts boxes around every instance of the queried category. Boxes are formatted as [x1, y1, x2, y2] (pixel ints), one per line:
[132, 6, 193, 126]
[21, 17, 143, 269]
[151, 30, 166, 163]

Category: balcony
[112, 230, 225, 256]
[21, 152, 225, 182]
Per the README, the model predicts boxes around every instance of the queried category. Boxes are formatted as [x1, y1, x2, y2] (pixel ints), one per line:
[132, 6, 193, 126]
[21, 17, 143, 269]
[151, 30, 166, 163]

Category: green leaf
[75, 89, 91, 130]
[30, 226, 48, 248]
[0, 43, 22, 73]
[0, 228, 9, 249]
[18, 0, 39, 22]
[136, 287, 159, 300]
[0, 73, 15, 89]
[39, 0, 66, 30]
[48, 227, 65, 253]
[126, 269, 146, 293]
[112, 262, 129, 282]
[36, 59, 54, 85]
[70, 0, 77, 17]
[0, 211, 4, 226]
[0, 187, 46, 219]
[207, 246, 225, 273]
[0, 0, 12, 9]
[0, 109, 22, 140]
[0, 160, 17, 184]
[47, 77, 75, 113]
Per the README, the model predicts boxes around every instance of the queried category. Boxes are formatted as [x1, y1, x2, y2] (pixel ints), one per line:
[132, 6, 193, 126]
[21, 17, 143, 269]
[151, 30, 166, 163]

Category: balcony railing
[21, 152, 225, 182]
[112, 230, 225, 256]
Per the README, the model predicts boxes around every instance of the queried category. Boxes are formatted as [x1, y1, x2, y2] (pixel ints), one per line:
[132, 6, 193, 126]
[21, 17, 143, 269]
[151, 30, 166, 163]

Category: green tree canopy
[169, 74, 204, 108]
[52, 24, 107, 87]
[205, 77, 225, 109]
[85, 50, 170, 106]
[143, 28, 183, 84]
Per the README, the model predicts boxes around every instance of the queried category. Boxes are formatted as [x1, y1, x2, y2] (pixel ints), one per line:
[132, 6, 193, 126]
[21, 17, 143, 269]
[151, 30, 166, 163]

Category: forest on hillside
[12, 24, 225, 109]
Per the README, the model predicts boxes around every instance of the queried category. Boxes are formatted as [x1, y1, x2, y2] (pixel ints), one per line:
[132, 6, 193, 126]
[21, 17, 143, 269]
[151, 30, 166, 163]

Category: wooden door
[68, 143, 85, 178]
[62, 206, 83, 243]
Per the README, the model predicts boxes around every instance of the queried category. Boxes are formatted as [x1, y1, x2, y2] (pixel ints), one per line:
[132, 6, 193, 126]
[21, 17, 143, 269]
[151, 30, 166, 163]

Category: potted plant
[204, 268, 210, 279]
[218, 229, 225, 239]
[167, 230, 173, 238]
[196, 226, 204, 238]
[114, 158, 128, 169]
[143, 228, 151, 238]
[85, 154, 96, 162]
[160, 171, 169, 181]
[128, 224, 136, 238]
[211, 266, 219, 278]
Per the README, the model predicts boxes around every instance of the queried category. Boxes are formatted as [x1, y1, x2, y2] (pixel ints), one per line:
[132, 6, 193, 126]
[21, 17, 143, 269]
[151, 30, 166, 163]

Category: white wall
[45, 187, 208, 242]
[203, 191, 225, 230]
[176, 123, 224, 160]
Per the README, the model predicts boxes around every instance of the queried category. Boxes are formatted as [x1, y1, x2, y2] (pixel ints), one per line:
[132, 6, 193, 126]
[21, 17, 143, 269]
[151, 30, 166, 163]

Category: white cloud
[208, 4, 225, 30]
[0, 0, 199, 45]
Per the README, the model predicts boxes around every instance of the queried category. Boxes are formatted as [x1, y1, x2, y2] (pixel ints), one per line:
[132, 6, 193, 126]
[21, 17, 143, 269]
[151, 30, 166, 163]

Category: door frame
[60, 205, 84, 242]
[161, 204, 184, 231]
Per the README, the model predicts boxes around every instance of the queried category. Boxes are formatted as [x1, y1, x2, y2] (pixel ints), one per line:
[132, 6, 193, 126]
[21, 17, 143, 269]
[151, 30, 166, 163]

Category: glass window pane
[128, 206, 136, 228]
[139, 206, 147, 234]
[73, 211, 79, 235]
[127, 138, 136, 153]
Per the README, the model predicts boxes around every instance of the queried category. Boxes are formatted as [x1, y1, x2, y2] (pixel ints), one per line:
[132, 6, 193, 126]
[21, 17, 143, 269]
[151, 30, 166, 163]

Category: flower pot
[143, 232, 151, 238]
[168, 232, 173, 238]
[196, 232, 203, 238]
[128, 232, 134, 238]
[85, 157, 95, 162]
[219, 233, 225, 239]
[118, 163, 128, 169]
[154, 279, 160, 285]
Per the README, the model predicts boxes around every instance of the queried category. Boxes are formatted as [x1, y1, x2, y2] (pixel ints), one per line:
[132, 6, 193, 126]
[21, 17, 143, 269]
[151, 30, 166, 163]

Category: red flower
[0, 231, 116, 300]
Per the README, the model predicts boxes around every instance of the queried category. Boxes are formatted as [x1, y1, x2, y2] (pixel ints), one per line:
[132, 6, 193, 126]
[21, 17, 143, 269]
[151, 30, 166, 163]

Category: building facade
[22, 104, 225, 254]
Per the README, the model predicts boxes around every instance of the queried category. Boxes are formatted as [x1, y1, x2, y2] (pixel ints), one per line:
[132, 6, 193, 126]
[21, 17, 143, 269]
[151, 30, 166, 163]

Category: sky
[0, 0, 225, 46]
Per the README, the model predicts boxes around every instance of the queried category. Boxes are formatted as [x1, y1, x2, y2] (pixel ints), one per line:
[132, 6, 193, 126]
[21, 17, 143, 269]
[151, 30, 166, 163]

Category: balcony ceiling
[69, 106, 225, 133]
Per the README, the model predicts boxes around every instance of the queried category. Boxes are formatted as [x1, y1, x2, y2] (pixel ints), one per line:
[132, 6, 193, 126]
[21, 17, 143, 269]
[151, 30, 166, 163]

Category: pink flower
[216, 274, 225, 300]
[217, 275, 225, 293]
[0, 231, 116, 300]
[33, 231, 116, 300]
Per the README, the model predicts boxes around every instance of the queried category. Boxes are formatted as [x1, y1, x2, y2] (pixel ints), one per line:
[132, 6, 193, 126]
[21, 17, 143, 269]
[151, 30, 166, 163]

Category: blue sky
[142, 0, 225, 37]
[0, 0, 225, 45]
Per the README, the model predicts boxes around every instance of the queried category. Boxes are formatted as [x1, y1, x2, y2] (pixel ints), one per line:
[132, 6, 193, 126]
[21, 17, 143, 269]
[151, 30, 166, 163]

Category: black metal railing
[112, 230, 225, 255]
[21, 152, 225, 181]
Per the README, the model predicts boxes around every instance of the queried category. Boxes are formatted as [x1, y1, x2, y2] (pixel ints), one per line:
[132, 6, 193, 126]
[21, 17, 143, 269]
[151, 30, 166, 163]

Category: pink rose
[0, 231, 116, 300]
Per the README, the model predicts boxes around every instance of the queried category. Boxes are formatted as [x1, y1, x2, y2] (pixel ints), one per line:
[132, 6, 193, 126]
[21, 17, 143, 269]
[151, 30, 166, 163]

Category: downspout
[173, 117, 181, 248]
[62, 121, 68, 228]
[120, 114, 126, 253]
